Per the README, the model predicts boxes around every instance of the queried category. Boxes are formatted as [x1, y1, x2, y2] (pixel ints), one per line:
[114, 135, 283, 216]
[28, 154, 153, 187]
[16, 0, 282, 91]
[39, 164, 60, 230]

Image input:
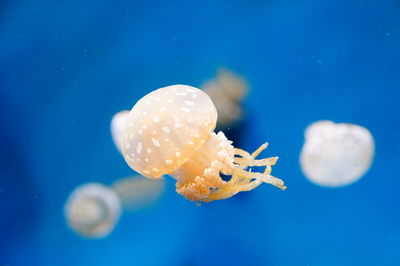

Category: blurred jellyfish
[121, 84, 285, 203]
[202, 68, 248, 128]
[64, 183, 121, 238]
[111, 110, 130, 153]
[300, 120, 375, 187]
[65, 177, 165, 238]
[112, 176, 165, 211]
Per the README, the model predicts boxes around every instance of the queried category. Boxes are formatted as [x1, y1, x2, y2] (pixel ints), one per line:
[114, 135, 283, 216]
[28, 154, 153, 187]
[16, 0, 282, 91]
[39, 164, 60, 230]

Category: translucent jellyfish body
[65, 177, 165, 238]
[64, 183, 121, 238]
[202, 69, 248, 128]
[121, 85, 285, 203]
[112, 176, 165, 211]
[111, 110, 130, 153]
[300, 120, 375, 187]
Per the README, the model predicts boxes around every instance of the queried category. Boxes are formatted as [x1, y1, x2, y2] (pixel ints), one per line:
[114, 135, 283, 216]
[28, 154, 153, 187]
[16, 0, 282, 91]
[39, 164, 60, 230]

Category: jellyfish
[64, 183, 121, 238]
[111, 110, 130, 153]
[300, 120, 375, 187]
[202, 69, 248, 128]
[121, 85, 285, 203]
[65, 177, 165, 238]
[111, 176, 165, 211]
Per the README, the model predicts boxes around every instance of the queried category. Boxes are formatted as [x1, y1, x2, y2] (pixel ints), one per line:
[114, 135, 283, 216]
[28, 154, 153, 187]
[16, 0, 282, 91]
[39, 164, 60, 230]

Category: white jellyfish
[202, 68, 248, 128]
[111, 110, 130, 153]
[65, 177, 165, 238]
[121, 84, 285, 203]
[64, 183, 121, 238]
[300, 120, 375, 187]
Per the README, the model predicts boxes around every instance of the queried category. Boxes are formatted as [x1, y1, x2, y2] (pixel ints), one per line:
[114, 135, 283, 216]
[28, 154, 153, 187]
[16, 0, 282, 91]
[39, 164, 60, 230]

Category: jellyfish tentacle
[205, 170, 265, 202]
[178, 143, 286, 203]
[251, 142, 269, 158]
[232, 143, 286, 190]
[234, 168, 286, 190]
[233, 143, 276, 167]
[234, 148, 252, 158]
[233, 157, 278, 167]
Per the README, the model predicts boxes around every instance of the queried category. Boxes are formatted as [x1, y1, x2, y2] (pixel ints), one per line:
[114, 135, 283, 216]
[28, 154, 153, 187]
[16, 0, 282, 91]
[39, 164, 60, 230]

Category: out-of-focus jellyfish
[202, 69, 248, 128]
[300, 120, 375, 187]
[121, 85, 285, 203]
[65, 176, 165, 238]
[64, 183, 121, 238]
[111, 110, 130, 153]
[112, 176, 165, 211]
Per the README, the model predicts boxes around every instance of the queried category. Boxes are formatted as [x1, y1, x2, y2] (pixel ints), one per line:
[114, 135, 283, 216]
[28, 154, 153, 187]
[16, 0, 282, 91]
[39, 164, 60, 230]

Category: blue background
[1, 0, 399, 265]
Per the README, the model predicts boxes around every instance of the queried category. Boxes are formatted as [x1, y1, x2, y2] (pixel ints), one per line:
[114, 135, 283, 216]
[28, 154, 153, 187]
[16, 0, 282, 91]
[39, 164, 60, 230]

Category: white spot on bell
[151, 138, 161, 147]
[136, 143, 142, 154]
[162, 126, 170, 133]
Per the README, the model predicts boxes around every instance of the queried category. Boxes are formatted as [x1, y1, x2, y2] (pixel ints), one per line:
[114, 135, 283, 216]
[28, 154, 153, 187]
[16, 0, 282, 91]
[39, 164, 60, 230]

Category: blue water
[1, 0, 400, 265]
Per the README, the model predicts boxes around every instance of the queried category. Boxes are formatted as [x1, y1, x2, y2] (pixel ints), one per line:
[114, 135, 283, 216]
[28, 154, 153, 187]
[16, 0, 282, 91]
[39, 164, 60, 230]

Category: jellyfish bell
[111, 110, 130, 153]
[121, 85, 285, 203]
[122, 85, 217, 178]
[64, 183, 121, 238]
[300, 120, 375, 187]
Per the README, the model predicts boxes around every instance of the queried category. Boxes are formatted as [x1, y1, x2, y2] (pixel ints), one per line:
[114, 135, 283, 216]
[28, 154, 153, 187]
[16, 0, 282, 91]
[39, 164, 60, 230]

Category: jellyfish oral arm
[170, 132, 286, 202]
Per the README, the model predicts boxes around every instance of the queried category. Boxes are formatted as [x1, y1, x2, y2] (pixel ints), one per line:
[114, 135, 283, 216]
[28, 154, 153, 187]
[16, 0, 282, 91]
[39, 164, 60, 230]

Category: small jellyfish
[300, 120, 375, 187]
[64, 183, 121, 238]
[202, 69, 248, 128]
[121, 85, 285, 203]
[111, 110, 130, 153]
[65, 177, 165, 238]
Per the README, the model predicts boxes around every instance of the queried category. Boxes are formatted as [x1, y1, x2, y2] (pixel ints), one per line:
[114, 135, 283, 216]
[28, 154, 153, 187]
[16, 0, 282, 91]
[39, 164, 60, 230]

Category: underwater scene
[1, 0, 400, 265]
